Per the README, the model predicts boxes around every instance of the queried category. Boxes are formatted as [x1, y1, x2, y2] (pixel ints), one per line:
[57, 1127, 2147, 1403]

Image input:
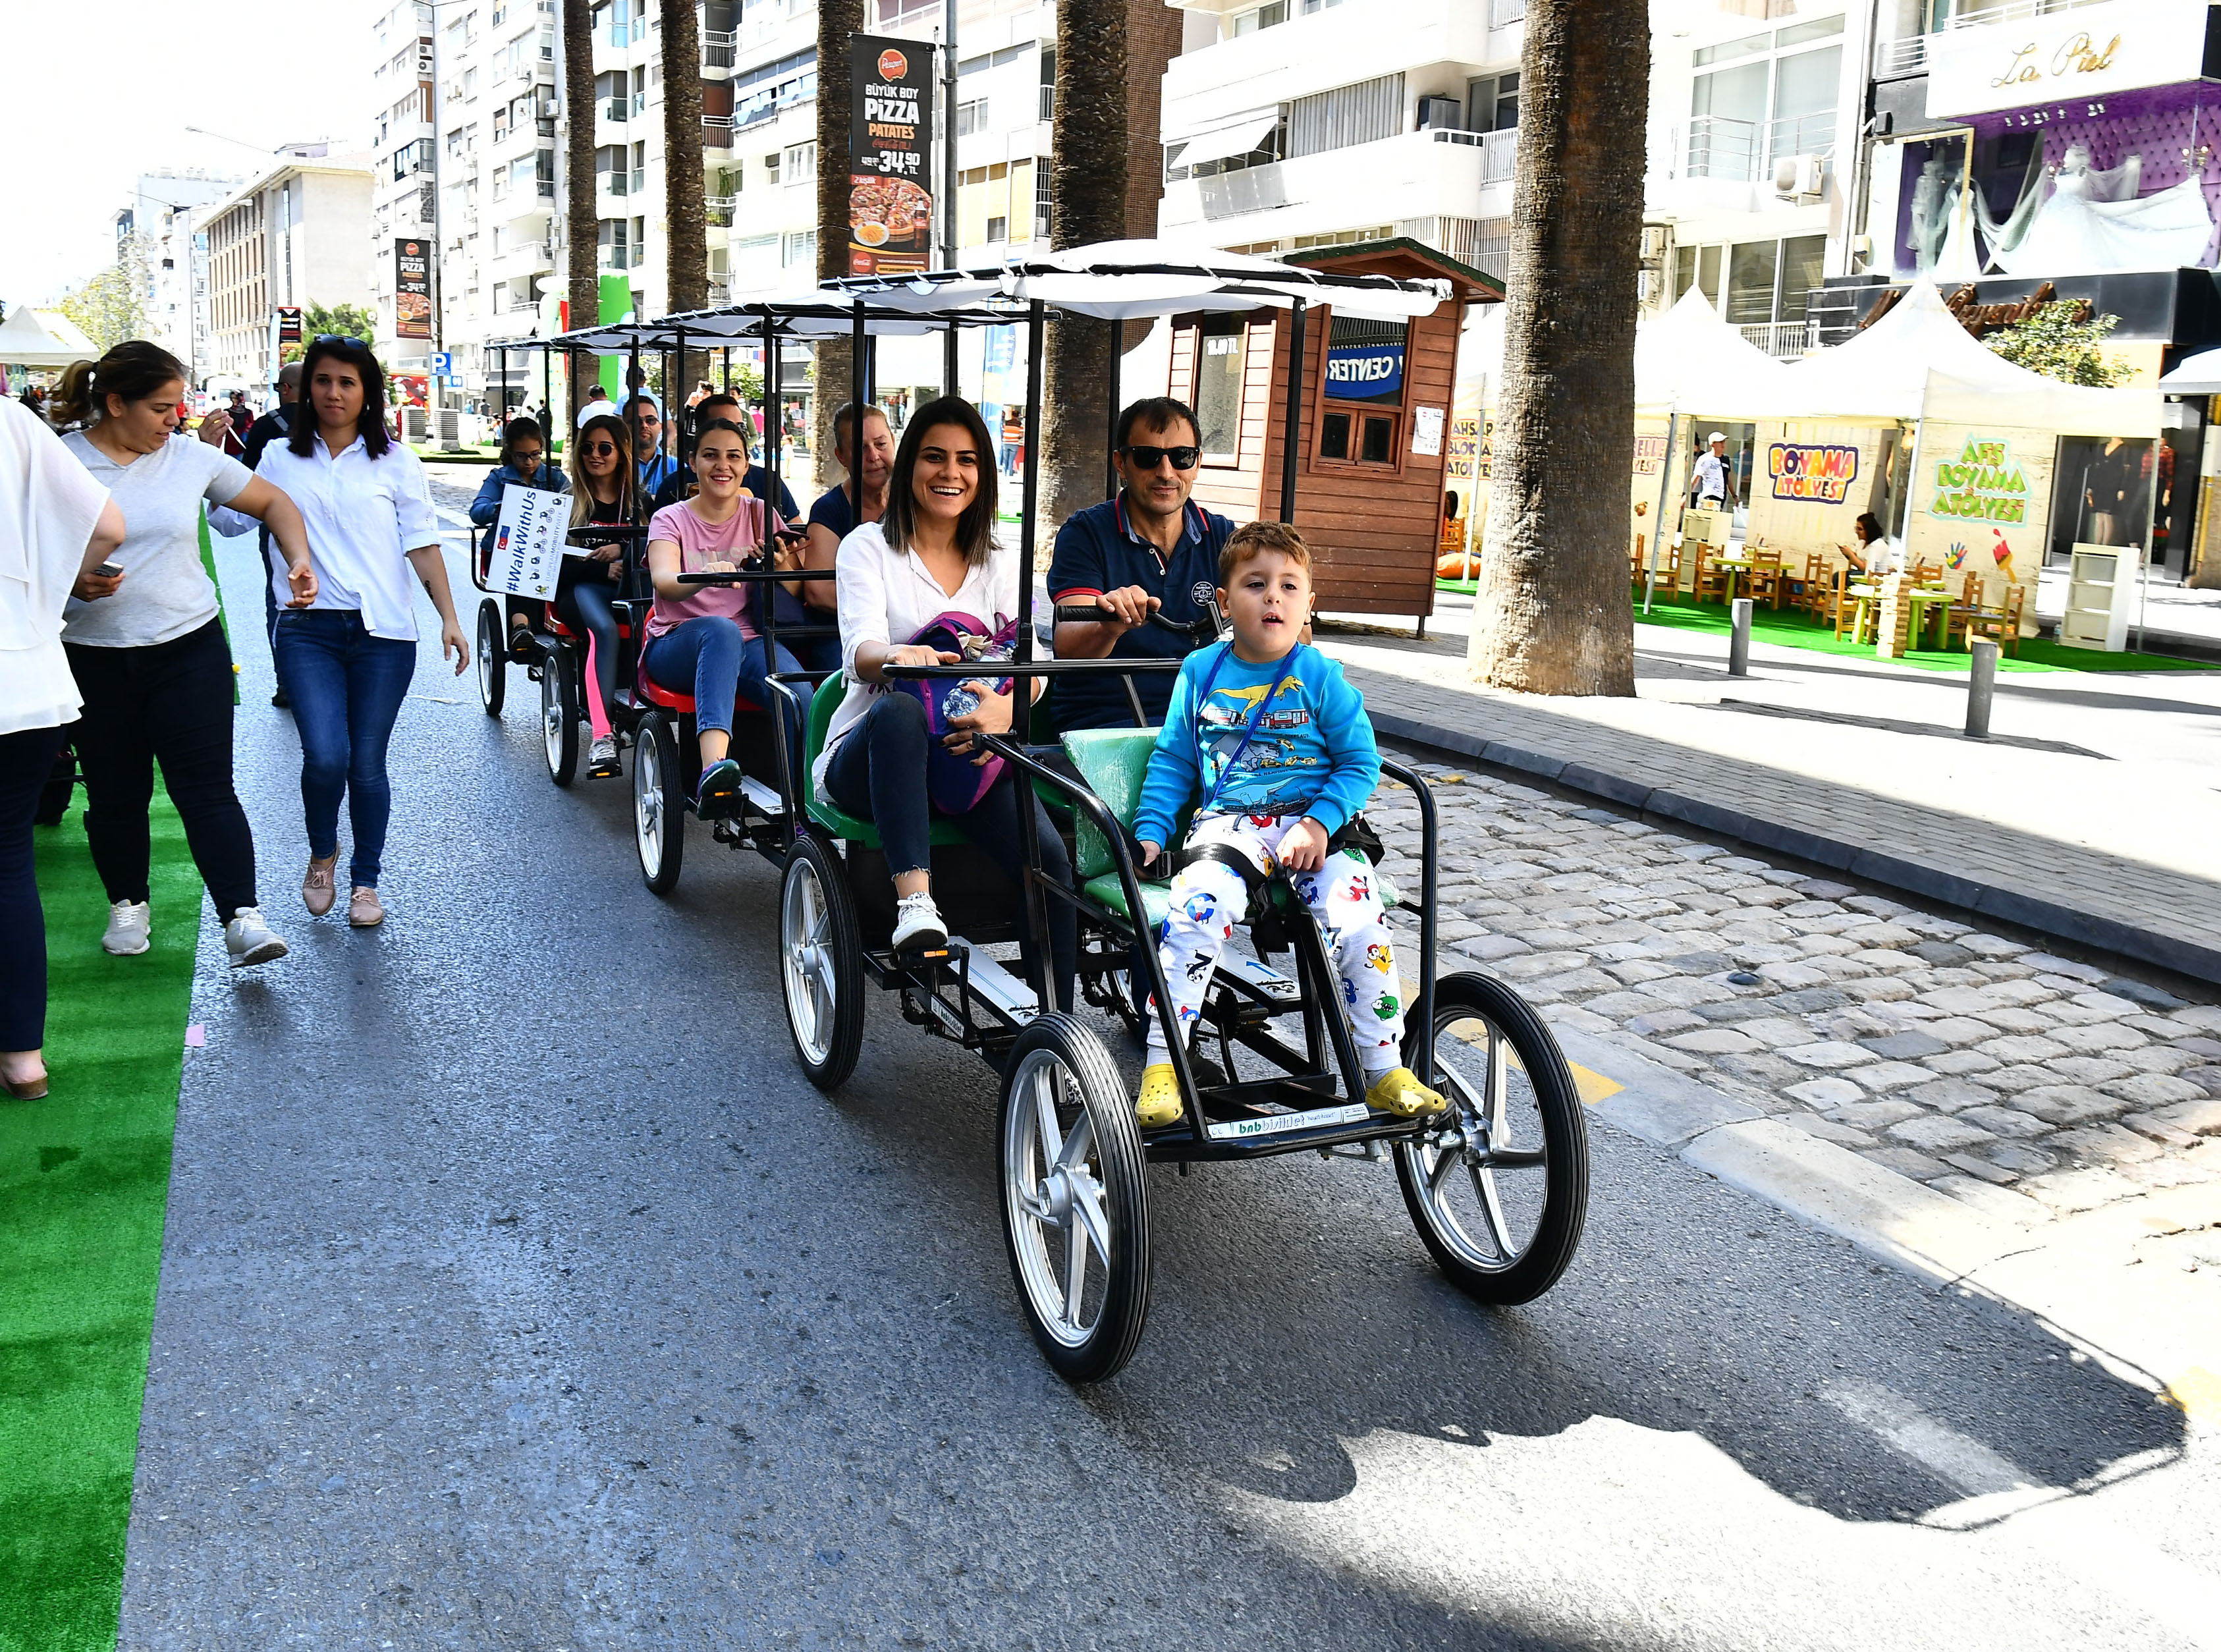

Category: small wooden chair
[1786, 553, 1831, 618]
[1830, 570, 1872, 643]
[1948, 576, 2024, 657]
[1744, 549, 1786, 609]
[1691, 546, 1734, 605]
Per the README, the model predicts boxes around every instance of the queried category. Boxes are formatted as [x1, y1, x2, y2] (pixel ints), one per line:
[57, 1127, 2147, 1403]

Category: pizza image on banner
[848, 35, 935, 276]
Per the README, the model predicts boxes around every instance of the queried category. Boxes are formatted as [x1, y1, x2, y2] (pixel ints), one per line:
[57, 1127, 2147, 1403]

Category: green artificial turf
[1, 792, 199, 1651]
[1631, 592, 2212, 675]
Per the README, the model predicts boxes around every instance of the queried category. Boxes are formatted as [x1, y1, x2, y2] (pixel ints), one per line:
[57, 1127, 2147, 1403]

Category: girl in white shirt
[825, 397, 1074, 1002]
[257, 337, 466, 929]
[0, 399, 123, 1098]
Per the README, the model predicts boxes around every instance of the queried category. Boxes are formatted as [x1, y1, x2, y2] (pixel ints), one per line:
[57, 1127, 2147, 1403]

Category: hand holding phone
[74, 561, 126, 601]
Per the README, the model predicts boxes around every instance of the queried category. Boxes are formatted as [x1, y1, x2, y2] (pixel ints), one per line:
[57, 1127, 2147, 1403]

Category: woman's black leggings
[824, 692, 1077, 1011]
[0, 723, 67, 1051]
[63, 619, 259, 922]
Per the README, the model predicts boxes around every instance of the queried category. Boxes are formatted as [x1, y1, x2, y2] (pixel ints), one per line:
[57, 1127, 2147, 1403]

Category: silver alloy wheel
[541, 669, 564, 768]
[1002, 1047, 1114, 1349]
[1402, 1014, 1552, 1273]
[781, 851, 836, 1068]
[634, 725, 665, 874]
[476, 626, 494, 700]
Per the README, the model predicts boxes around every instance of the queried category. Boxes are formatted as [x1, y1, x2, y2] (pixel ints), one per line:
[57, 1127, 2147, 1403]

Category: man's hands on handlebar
[1091, 584, 1160, 631]
[1053, 584, 1161, 659]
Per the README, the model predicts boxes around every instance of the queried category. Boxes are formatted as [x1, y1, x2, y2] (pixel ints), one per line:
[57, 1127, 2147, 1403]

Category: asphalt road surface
[114, 525, 2218, 1649]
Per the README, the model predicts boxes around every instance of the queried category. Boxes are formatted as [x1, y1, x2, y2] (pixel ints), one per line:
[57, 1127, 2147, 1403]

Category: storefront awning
[2158, 345, 2221, 396]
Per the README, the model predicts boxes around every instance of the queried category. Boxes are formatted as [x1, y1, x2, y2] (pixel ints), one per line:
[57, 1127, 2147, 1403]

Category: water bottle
[941, 632, 1014, 721]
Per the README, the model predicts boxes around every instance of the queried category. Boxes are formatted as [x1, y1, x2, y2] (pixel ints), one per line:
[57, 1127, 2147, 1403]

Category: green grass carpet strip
[1, 792, 200, 1652]
[1631, 593, 2210, 675]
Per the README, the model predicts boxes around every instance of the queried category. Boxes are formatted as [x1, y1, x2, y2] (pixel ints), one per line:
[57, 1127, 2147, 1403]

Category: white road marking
[1823, 1379, 2031, 1497]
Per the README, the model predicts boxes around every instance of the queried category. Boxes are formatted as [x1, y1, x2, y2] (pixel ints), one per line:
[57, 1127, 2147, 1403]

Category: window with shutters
[1288, 73, 1404, 159]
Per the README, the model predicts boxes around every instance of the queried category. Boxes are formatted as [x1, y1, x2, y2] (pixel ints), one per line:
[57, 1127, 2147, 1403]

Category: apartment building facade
[203, 153, 376, 389]
[112, 171, 240, 387]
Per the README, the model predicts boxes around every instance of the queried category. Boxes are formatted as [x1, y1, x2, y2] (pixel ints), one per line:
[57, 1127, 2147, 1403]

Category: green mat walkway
[1, 792, 199, 1652]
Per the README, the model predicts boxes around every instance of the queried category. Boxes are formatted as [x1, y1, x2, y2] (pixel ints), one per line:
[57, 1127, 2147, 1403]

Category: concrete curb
[1549, 1024, 2219, 1420]
[1370, 705, 2221, 989]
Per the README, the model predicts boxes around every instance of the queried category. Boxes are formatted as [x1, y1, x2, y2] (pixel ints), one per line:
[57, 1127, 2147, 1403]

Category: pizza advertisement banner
[395, 238, 431, 341]
[849, 34, 935, 277]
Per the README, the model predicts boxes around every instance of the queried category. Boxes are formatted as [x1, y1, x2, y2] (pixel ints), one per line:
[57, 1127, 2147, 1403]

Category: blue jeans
[272, 609, 417, 889]
[642, 617, 803, 740]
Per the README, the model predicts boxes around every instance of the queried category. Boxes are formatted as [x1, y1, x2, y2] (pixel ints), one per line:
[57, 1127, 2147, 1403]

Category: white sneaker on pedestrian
[223, 906, 289, 968]
[891, 891, 947, 954]
[101, 900, 151, 956]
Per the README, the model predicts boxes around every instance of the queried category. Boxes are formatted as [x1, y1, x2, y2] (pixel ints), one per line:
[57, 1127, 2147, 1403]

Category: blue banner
[1325, 342, 1404, 401]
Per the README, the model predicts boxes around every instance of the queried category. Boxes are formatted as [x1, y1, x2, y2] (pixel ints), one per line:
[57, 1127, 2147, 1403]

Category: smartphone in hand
[94, 560, 124, 578]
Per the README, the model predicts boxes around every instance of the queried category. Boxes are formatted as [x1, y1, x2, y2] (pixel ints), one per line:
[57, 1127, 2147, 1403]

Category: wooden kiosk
[1157, 238, 1500, 625]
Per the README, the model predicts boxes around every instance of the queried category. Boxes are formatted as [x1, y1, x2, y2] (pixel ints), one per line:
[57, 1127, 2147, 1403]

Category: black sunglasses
[1121, 443, 1199, 471]
[313, 333, 367, 350]
[581, 441, 620, 456]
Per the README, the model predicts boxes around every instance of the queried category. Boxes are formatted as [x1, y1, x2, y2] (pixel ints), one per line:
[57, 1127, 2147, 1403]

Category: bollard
[1728, 597, 1753, 676]
[1965, 638, 1998, 738]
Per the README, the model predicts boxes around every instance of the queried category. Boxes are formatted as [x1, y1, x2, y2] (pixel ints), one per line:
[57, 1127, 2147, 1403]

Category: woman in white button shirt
[254, 337, 466, 929]
[823, 397, 1074, 1003]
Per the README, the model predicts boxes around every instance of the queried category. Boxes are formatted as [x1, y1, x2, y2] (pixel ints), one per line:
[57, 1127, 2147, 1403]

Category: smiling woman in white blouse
[254, 336, 466, 930]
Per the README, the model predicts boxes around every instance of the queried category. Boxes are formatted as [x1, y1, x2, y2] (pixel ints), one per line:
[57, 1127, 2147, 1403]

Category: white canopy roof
[0, 306, 97, 368]
[2158, 344, 2221, 395]
[827, 237, 1450, 323]
[1767, 283, 2158, 437]
[1632, 290, 1792, 418]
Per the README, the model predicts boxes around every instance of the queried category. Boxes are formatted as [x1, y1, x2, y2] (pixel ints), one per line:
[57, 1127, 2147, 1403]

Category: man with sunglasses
[625, 392, 680, 500]
[1047, 396, 1236, 733]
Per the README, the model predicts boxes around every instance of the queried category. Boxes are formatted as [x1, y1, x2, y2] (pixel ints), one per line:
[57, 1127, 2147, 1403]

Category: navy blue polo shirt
[808, 480, 858, 541]
[1047, 493, 1235, 732]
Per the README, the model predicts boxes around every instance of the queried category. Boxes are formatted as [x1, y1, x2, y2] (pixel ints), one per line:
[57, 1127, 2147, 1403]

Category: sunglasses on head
[313, 333, 366, 350]
[1121, 443, 1200, 472]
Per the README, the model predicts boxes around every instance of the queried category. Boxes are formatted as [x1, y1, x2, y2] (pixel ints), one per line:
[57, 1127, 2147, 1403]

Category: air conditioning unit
[1773, 153, 1826, 200]
[1639, 224, 1668, 263]
[1417, 95, 1464, 130]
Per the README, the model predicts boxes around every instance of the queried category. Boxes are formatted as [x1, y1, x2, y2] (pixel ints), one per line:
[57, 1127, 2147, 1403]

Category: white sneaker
[892, 891, 948, 954]
[588, 734, 620, 777]
[101, 899, 151, 956]
[223, 906, 289, 968]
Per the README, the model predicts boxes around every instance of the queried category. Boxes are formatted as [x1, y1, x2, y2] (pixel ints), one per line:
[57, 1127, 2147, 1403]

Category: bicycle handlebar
[674, 567, 837, 585]
[1052, 603, 1219, 644]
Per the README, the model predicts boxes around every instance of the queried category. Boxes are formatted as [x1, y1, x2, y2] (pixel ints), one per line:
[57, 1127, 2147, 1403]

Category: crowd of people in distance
[5, 354, 1442, 1127]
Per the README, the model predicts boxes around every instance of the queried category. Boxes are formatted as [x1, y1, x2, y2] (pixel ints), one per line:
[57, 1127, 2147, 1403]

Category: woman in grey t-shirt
[53, 341, 319, 968]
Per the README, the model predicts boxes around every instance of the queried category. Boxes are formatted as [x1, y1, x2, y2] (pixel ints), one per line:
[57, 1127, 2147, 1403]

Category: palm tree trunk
[562, 0, 600, 424]
[812, 0, 865, 491]
[662, 0, 707, 315]
[1467, 0, 1645, 696]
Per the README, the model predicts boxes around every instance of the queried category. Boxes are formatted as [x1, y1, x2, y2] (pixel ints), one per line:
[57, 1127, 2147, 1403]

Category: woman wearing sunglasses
[562, 414, 634, 777]
[254, 335, 466, 929]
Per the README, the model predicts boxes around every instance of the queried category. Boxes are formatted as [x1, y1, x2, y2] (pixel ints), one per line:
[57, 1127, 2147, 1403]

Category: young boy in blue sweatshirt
[1131, 522, 1446, 1127]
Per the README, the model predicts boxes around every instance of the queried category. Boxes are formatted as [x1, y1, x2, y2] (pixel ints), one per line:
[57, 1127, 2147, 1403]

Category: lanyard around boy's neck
[1196, 641, 1300, 816]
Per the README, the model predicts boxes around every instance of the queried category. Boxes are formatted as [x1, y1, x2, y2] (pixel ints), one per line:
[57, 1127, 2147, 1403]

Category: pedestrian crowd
[1, 335, 464, 1100]
[5, 352, 1442, 1128]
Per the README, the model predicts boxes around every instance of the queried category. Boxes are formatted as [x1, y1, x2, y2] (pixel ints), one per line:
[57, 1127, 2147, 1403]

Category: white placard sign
[1925, 0, 2208, 119]
[1411, 405, 1445, 457]
[485, 483, 566, 601]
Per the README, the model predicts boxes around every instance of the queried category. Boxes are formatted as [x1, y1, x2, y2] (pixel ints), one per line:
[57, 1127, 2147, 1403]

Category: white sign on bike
[485, 483, 564, 601]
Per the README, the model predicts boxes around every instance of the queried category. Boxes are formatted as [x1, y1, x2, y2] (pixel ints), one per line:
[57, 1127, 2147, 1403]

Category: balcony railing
[1873, 34, 1928, 76]
[1427, 124, 1521, 182]
[703, 29, 735, 69]
[1739, 319, 1819, 359]
[702, 114, 734, 149]
[1489, 0, 1524, 24]
[1653, 113, 1836, 184]
[705, 194, 737, 227]
[1875, 0, 2118, 78]
[503, 240, 553, 267]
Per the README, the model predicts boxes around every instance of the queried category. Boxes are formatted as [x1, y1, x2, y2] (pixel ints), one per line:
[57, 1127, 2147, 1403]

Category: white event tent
[0, 306, 97, 370]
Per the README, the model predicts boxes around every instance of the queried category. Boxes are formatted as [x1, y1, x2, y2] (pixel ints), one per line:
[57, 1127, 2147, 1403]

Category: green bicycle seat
[802, 674, 968, 850]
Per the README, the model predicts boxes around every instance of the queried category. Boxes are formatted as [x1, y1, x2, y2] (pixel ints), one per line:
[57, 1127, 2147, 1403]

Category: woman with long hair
[820, 397, 1074, 1001]
[53, 341, 318, 967]
[254, 336, 466, 929]
[640, 418, 803, 813]
[470, 415, 568, 659]
[803, 400, 892, 616]
[562, 412, 634, 777]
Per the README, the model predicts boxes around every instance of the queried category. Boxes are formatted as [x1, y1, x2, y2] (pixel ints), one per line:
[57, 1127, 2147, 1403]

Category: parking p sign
[429, 351, 454, 376]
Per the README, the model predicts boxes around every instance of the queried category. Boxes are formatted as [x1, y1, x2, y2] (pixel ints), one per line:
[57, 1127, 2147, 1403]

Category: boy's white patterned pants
[1143, 812, 1406, 1074]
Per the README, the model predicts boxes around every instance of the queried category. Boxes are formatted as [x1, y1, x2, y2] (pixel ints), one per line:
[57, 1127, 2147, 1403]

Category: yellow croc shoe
[1366, 1065, 1449, 1118]
[1136, 1062, 1184, 1128]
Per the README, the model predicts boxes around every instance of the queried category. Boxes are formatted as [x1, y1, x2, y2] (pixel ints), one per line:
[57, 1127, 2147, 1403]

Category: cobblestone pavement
[1368, 763, 2221, 1228]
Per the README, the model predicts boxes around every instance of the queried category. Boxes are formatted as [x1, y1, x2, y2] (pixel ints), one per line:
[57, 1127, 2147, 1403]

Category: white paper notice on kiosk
[485, 483, 566, 601]
[1412, 406, 1444, 458]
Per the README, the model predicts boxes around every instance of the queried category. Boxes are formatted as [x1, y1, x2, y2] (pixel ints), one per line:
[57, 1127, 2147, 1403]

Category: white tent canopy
[0, 306, 97, 369]
[1767, 282, 2158, 436]
[1633, 290, 1791, 418]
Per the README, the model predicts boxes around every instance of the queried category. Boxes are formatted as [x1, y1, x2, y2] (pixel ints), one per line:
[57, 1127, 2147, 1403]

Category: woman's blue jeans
[271, 609, 417, 889]
[642, 617, 804, 741]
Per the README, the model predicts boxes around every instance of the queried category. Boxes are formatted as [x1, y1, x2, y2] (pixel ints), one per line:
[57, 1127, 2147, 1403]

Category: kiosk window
[1195, 314, 1248, 463]
[1318, 313, 1406, 468]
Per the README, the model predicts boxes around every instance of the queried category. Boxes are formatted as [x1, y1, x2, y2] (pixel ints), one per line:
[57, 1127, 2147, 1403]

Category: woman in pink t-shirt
[641, 418, 805, 815]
